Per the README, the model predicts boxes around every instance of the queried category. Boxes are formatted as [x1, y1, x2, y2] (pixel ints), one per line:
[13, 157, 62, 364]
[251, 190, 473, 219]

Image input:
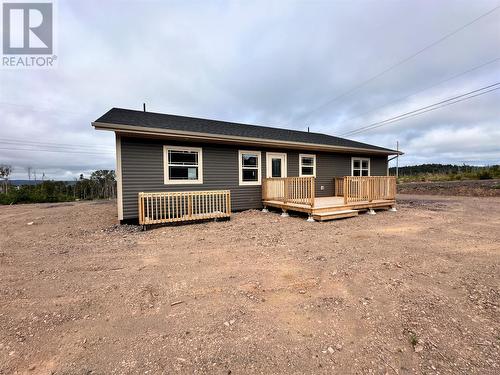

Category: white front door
[266, 153, 287, 178]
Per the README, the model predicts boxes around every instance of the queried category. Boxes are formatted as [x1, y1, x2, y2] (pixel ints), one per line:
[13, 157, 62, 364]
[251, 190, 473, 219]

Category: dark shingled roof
[95, 108, 398, 154]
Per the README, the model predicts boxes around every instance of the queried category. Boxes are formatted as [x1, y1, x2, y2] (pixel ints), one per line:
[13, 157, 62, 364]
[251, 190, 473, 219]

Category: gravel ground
[0, 195, 499, 374]
[397, 179, 500, 197]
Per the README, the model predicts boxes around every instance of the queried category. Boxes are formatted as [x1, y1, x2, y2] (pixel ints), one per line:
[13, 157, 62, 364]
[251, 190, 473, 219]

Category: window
[299, 154, 316, 177]
[164, 146, 203, 184]
[239, 150, 261, 185]
[352, 157, 370, 176]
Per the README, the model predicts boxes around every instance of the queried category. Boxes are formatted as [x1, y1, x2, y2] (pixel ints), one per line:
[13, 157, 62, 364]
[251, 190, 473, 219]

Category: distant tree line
[0, 168, 116, 205]
[390, 164, 500, 182]
[75, 170, 116, 200]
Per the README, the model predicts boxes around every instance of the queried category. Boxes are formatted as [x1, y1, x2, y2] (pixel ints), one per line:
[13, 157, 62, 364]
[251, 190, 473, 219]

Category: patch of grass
[477, 171, 493, 180]
[395, 165, 500, 183]
[409, 333, 419, 348]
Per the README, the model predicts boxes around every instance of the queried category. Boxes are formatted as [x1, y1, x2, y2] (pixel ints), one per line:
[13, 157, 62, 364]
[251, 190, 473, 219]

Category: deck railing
[334, 177, 344, 197]
[341, 176, 396, 204]
[262, 177, 315, 207]
[138, 190, 231, 225]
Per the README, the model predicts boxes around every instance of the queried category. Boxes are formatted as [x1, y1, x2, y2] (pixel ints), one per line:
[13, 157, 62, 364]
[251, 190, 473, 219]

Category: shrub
[477, 171, 493, 180]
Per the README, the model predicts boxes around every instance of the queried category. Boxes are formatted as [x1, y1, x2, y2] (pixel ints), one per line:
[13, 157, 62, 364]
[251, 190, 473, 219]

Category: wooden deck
[262, 176, 396, 221]
[263, 196, 395, 216]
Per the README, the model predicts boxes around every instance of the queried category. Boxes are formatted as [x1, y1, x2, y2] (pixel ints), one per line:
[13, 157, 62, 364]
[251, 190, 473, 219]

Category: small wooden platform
[263, 196, 395, 219]
[312, 209, 358, 221]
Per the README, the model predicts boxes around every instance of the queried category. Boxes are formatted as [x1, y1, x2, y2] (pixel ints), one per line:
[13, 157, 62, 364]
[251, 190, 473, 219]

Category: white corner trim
[299, 153, 316, 177]
[265, 152, 287, 178]
[163, 145, 203, 184]
[238, 150, 262, 186]
[115, 133, 123, 221]
[351, 157, 371, 176]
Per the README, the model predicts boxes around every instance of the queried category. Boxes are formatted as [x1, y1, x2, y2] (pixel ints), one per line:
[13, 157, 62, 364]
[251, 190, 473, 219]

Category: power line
[0, 101, 90, 116]
[343, 86, 500, 136]
[0, 142, 114, 153]
[0, 136, 108, 147]
[0, 147, 114, 155]
[355, 86, 499, 133]
[343, 57, 500, 123]
[0, 137, 114, 150]
[297, 4, 500, 121]
[341, 83, 500, 136]
[343, 82, 500, 135]
[0, 138, 114, 151]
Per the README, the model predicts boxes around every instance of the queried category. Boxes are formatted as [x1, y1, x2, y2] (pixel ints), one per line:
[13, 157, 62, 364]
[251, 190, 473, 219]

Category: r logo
[2, 2, 53, 54]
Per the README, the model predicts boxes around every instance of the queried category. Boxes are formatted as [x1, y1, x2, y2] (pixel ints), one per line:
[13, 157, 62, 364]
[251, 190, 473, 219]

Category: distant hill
[10, 180, 41, 186]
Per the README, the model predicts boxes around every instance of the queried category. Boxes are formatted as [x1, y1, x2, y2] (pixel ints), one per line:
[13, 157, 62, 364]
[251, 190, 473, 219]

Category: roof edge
[92, 121, 403, 155]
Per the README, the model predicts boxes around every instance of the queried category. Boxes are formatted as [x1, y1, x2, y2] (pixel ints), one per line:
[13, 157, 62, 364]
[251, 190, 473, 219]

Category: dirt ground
[1, 195, 499, 375]
[397, 179, 500, 197]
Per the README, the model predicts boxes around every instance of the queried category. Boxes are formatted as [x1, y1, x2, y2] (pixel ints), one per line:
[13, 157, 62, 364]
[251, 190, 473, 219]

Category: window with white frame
[239, 150, 261, 185]
[299, 154, 316, 177]
[164, 146, 203, 184]
[352, 157, 370, 176]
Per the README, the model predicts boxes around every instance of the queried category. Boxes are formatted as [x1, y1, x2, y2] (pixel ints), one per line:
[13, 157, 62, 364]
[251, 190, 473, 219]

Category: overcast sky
[1, 0, 499, 180]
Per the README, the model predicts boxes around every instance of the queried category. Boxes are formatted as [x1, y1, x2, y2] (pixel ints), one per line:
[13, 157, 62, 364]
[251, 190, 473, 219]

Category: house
[92, 108, 402, 224]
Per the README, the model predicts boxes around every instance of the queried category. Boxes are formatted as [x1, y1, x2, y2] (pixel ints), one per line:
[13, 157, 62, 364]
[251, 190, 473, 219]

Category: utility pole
[396, 141, 399, 178]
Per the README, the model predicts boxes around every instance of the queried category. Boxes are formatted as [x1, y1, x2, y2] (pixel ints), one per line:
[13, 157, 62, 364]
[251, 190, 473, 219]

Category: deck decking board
[263, 196, 395, 216]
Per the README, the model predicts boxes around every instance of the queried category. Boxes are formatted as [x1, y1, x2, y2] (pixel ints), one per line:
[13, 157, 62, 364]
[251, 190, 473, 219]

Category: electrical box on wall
[320, 185, 324, 191]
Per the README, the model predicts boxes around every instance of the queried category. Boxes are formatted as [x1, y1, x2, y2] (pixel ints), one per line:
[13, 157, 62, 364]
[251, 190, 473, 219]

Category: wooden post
[343, 177, 348, 205]
[368, 177, 373, 202]
[310, 177, 315, 208]
[391, 176, 396, 199]
[188, 194, 193, 218]
[284, 178, 288, 204]
[138, 193, 143, 225]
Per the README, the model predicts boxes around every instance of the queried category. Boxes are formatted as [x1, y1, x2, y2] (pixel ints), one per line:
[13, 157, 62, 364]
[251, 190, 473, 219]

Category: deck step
[312, 209, 359, 221]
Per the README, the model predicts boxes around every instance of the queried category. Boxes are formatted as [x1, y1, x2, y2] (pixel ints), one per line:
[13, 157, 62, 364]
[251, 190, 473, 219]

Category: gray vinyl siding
[370, 156, 388, 175]
[312, 153, 387, 197]
[120, 136, 388, 220]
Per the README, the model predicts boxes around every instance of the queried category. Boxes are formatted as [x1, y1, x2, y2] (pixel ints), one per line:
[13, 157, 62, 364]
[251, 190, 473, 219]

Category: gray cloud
[1, 0, 499, 179]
